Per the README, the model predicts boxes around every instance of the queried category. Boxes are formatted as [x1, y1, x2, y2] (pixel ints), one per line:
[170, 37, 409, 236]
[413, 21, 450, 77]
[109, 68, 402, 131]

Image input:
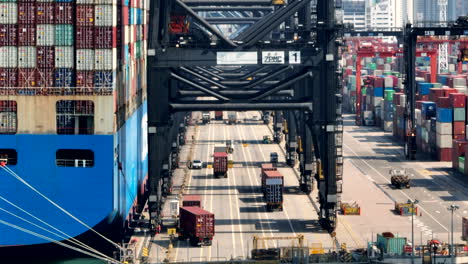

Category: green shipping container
[386, 57, 392, 63]
[454, 108, 466, 122]
[392, 72, 400, 77]
[431, 83, 442, 88]
[362, 87, 367, 96]
[55, 25, 74, 46]
[459, 157, 465, 174]
[377, 233, 407, 255]
[135, 41, 141, 59]
[385, 90, 395, 101]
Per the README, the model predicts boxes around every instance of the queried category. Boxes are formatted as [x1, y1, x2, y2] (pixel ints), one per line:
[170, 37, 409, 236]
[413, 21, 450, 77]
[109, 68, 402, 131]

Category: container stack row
[0, 0, 148, 97]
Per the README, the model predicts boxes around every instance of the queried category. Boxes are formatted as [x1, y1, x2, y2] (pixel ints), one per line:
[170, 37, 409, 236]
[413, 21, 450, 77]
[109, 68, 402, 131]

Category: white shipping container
[374, 70, 383, 76]
[384, 121, 392, 132]
[454, 78, 467, 87]
[415, 109, 422, 126]
[0, 3, 17, 24]
[0, 46, 17, 68]
[455, 87, 467, 94]
[463, 64, 468, 71]
[400, 94, 406, 107]
[436, 133, 452, 148]
[95, 5, 117, 26]
[143, 9, 147, 23]
[384, 64, 391, 71]
[95, 48, 117, 70]
[448, 64, 456, 72]
[130, 25, 135, 43]
[76, 49, 95, 71]
[36, 25, 55, 46]
[124, 25, 129, 44]
[373, 97, 383, 107]
[376, 58, 384, 65]
[18, 47, 36, 68]
[36, 0, 54, 2]
[143, 0, 149, 10]
[384, 77, 393, 88]
[55, 46, 74, 68]
[360, 69, 368, 75]
[78, 0, 117, 4]
[436, 122, 453, 135]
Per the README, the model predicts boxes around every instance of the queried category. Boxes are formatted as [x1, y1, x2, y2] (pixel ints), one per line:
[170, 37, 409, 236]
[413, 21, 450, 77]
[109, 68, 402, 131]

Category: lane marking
[343, 143, 449, 232]
[222, 122, 238, 258]
[236, 112, 276, 248]
[226, 123, 246, 258]
[246, 113, 297, 237]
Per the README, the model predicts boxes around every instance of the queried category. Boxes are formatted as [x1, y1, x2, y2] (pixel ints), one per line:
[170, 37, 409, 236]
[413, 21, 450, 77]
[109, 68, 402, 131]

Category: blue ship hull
[0, 100, 148, 255]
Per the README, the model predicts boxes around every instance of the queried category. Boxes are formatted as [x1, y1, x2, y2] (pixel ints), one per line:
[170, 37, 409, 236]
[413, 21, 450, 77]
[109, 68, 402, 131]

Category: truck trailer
[178, 206, 215, 246]
[263, 170, 284, 211]
[215, 111, 223, 120]
[260, 163, 277, 193]
[213, 152, 228, 178]
[182, 195, 202, 207]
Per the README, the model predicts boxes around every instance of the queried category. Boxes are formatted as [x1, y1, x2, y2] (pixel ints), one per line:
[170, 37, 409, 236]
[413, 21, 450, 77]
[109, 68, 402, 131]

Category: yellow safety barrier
[207, 164, 212, 169]
[243, 144, 248, 147]
[142, 247, 149, 257]
[310, 243, 324, 254]
[167, 228, 177, 235]
[341, 202, 361, 215]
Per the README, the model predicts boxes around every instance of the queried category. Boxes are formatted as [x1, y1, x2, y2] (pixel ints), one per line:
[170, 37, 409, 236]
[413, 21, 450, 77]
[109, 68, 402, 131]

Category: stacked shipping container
[0, 0, 148, 94]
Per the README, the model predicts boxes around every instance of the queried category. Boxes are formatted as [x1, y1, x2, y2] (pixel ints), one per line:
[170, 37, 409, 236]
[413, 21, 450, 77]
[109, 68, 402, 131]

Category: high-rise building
[414, 0, 467, 23]
[366, 0, 396, 30]
[342, 0, 367, 30]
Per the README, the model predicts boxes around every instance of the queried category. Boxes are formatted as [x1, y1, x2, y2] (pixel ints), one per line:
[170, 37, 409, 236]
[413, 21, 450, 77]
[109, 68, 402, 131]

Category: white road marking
[343, 143, 449, 232]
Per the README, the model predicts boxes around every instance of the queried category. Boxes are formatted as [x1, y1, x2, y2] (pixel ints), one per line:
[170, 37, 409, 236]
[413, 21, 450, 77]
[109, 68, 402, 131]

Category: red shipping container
[143, 24, 147, 40]
[55, 3, 73, 24]
[443, 87, 458, 97]
[453, 140, 468, 156]
[94, 26, 117, 48]
[18, 24, 36, 46]
[36, 68, 54, 88]
[374, 77, 384, 88]
[437, 97, 451, 108]
[36, 2, 54, 24]
[454, 134, 465, 140]
[394, 93, 403, 105]
[429, 88, 444, 102]
[18, 69, 37, 87]
[76, 71, 94, 88]
[454, 121, 466, 135]
[122, 6, 129, 26]
[0, 25, 18, 46]
[0, 68, 18, 87]
[77, 5, 95, 26]
[437, 147, 452, 162]
[18, 3, 36, 24]
[418, 95, 429, 101]
[76, 26, 94, 49]
[449, 93, 466, 108]
[36, 46, 55, 69]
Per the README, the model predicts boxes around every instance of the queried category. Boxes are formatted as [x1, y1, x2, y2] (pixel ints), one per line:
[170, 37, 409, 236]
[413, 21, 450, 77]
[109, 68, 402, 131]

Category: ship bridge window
[56, 149, 94, 168]
[56, 100, 94, 135]
[0, 149, 17, 165]
[0, 101, 17, 134]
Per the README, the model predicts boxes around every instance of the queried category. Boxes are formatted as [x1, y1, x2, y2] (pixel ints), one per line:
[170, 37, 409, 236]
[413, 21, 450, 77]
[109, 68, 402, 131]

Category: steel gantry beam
[146, 0, 344, 233]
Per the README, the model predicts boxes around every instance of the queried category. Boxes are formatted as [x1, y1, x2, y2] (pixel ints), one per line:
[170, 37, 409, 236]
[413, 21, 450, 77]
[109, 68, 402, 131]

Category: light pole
[408, 199, 419, 264]
[448, 204, 459, 264]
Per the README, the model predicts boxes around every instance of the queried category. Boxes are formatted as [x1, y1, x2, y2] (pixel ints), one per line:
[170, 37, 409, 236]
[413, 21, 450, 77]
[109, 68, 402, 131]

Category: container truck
[215, 111, 223, 120]
[178, 206, 215, 246]
[260, 163, 277, 193]
[182, 195, 202, 207]
[376, 232, 407, 255]
[213, 152, 228, 178]
[214, 144, 227, 154]
[227, 112, 237, 124]
[202, 111, 211, 124]
[263, 170, 284, 211]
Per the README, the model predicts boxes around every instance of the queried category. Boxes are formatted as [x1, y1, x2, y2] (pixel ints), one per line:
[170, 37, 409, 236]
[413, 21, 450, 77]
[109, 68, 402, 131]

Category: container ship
[0, 0, 149, 258]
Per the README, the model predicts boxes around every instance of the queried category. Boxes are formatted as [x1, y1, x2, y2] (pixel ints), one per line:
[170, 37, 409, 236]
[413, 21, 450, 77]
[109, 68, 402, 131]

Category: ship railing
[56, 159, 94, 168]
[0, 87, 114, 96]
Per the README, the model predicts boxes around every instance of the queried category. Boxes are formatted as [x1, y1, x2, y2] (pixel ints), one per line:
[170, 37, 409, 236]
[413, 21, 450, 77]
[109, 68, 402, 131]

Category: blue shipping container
[55, 68, 74, 87]
[421, 102, 436, 118]
[373, 87, 384, 97]
[436, 108, 453, 123]
[417, 82, 432, 95]
[437, 75, 448, 85]
[137, 9, 143, 25]
[94, 71, 116, 89]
